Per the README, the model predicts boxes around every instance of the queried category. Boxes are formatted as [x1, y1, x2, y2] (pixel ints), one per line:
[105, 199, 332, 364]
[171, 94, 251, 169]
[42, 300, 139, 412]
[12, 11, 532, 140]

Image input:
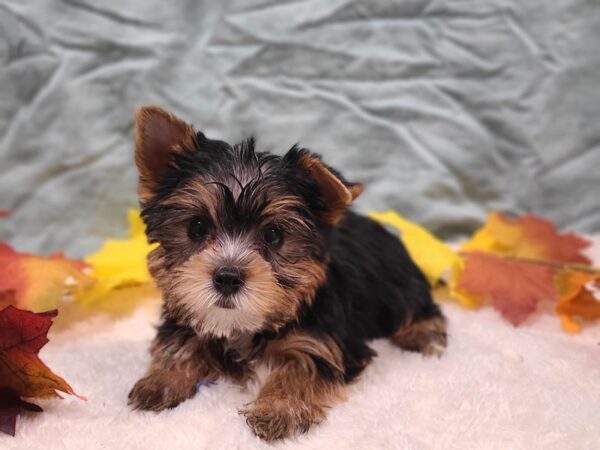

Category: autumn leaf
[0, 306, 81, 399]
[81, 209, 157, 304]
[0, 387, 43, 436]
[555, 271, 600, 333]
[462, 212, 591, 264]
[456, 252, 557, 325]
[53, 284, 159, 331]
[0, 290, 16, 307]
[451, 212, 593, 319]
[369, 211, 459, 285]
[448, 257, 482, 309]
[0, 209, 157, 328]
[0, 243, 94, 312]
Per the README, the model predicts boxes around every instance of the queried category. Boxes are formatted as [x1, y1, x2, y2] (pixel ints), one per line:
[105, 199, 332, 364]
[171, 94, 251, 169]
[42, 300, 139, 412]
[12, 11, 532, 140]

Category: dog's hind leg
[390, 304, 447, 357]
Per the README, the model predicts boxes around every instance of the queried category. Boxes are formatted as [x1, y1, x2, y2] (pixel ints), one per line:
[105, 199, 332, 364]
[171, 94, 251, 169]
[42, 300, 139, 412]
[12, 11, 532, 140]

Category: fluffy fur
[128, 105, 447, 440]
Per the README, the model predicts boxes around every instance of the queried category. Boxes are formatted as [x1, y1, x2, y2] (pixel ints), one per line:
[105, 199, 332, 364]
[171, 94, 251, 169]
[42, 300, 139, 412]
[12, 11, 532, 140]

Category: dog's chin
[194, 303, 265, 338]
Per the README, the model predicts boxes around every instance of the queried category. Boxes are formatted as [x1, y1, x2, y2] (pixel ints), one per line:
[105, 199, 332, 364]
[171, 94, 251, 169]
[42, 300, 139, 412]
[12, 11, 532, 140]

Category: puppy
[128, 106, 447, 441]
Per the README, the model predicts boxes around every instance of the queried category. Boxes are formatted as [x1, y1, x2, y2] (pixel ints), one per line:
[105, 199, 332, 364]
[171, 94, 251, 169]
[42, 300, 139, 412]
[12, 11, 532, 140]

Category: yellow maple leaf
[81, 210, 157, 304]
[369, 211, 459, 286]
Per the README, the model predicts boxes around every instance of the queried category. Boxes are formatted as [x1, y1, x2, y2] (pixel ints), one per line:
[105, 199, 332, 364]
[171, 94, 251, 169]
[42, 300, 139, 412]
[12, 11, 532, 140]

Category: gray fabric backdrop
[1, 0, 599, 257]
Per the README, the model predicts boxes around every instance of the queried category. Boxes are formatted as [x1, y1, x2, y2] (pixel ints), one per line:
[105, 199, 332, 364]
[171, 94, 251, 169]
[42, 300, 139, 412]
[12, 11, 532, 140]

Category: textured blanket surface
[5, 241, 600, 450]
[1, 0, 600, 257]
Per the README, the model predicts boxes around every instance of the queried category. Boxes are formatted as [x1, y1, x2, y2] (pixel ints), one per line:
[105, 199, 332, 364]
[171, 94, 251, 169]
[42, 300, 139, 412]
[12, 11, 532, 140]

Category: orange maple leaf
[0, 243, 94, 312]
[0, 306, 81, 399]
[555, 271, 600, 333]
[456, 252, 556, 325]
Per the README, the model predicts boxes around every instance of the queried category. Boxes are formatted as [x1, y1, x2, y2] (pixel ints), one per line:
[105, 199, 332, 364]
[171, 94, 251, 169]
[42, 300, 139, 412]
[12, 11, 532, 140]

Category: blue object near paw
[195, 380, 218, 392]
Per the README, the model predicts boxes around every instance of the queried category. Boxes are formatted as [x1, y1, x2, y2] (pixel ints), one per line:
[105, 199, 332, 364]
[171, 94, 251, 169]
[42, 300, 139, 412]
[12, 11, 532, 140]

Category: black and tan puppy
[128, 106, 447, 441]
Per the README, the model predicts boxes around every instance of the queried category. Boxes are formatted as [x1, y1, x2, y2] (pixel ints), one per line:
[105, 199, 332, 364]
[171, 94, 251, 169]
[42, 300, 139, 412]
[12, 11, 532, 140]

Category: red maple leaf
[457, 252, 556, 325]
[0, 306, 81, 399]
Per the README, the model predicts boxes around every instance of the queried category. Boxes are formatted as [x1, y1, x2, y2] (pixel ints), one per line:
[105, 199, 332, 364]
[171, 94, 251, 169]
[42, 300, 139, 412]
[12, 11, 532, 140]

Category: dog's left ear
[291, 149, 363, 225]
[134, 105, 197, 201]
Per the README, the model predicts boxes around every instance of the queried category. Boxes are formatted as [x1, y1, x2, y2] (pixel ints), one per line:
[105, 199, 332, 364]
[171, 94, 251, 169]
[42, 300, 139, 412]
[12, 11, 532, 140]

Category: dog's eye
[188, 217, 209, 241]
[263, 225, 283, 248]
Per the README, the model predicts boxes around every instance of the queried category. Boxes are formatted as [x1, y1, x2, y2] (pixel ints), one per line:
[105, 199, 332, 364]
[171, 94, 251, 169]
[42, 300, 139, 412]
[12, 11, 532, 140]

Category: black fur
[297, 211, 439, 381]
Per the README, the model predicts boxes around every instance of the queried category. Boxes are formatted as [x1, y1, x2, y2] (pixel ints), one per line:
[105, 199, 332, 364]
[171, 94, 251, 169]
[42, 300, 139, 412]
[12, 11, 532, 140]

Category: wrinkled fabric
[1, 0, 599, 256]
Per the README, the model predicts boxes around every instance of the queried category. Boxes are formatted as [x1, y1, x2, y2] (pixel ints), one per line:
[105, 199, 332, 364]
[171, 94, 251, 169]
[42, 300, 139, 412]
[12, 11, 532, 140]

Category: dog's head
[134, 106, 362, 337]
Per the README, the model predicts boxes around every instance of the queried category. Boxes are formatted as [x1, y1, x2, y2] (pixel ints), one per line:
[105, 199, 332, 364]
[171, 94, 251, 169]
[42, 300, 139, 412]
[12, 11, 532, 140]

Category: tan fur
[128, 332, 220, 411]
[167, 243, 273, 337]
[151, 236, 324, 338]
[348, 183, 364, 200]
[242, 332, 346, 441]
[264, 331, 344, 374]
[390, 314, 447, 357]
[160, 178, 220, 217]
[296, 153, 361, 225]
[147, 208, 327, 337]
[261, 196, 307, 221]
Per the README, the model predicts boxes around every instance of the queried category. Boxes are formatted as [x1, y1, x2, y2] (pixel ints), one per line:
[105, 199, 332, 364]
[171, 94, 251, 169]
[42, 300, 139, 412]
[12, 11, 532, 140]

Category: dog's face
[134, 106, 362, 338]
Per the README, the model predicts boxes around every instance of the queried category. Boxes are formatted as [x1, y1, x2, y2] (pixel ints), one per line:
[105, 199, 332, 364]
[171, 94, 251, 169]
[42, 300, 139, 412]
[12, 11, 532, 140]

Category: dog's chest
[222, 333, 258, 362]
[218, 333, 270, 386]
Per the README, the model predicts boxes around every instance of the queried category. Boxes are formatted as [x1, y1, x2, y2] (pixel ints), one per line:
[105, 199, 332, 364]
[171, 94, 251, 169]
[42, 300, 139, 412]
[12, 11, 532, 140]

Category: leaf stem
[457, 252, 600, 274]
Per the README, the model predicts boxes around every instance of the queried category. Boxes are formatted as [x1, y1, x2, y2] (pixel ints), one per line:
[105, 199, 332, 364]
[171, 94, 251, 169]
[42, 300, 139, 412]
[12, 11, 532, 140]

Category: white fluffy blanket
[5, 243, 600, 449]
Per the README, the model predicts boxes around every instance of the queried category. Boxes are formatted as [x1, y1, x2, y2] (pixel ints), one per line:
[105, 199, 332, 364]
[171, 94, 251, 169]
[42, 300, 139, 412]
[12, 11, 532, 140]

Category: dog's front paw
[241, 397, 325, 441]
[128, 374, 195, 411]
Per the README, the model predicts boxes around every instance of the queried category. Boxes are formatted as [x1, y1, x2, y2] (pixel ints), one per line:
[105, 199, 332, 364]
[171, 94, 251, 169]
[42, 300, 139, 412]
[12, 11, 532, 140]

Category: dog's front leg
[242, 332, 346, 441]
[128, 320, 220, 411]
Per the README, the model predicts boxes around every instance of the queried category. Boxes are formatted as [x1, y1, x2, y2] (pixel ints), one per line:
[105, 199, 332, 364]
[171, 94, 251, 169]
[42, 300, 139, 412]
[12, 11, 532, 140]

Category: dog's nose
[213, 266, 244, 295]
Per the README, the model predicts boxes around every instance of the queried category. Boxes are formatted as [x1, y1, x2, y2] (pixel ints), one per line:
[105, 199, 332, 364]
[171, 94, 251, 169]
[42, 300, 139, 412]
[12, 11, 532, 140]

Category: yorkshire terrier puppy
[128, 105, 447, 441]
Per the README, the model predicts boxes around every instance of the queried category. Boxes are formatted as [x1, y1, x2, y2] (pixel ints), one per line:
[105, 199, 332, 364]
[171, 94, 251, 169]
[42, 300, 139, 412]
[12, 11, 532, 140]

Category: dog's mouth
[214, 295, 237, 309]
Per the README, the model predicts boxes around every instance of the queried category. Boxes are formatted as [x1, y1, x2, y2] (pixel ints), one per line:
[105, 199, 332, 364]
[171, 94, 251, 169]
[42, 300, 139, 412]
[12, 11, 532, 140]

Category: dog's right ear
[134, 105, 196, 201]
